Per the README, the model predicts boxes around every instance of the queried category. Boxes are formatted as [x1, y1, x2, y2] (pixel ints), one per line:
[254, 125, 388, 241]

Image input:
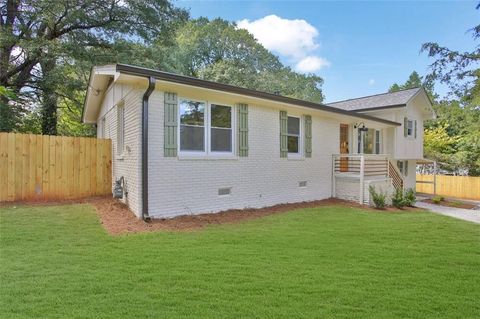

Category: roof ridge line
[327, 86, 421, 105]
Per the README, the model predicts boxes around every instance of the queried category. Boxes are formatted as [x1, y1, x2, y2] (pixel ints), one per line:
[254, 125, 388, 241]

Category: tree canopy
[414, 3, 480, 176]
[0, 0, 188, 134]
[163, 18, 324, 102]
[1, 5, 325, 136]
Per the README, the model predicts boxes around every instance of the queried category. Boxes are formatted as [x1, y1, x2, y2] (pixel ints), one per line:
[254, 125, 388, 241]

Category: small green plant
[432, 195, 444, 204]
[403, 188, 416, 207]
[392, 188, 405, 209]
[450, 201, 463, 207]
[369, 185, 386, 209]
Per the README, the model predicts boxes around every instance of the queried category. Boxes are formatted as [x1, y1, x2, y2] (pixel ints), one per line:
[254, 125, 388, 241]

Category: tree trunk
[40, 58, 58, 135]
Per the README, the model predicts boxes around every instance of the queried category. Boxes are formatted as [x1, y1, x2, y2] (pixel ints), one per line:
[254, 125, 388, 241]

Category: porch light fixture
[354, 122, 369, 132]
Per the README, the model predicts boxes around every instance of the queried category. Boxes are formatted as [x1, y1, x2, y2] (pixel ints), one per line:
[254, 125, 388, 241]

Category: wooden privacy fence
[416, 174, 480, 200]
[0, 133, 112, 202]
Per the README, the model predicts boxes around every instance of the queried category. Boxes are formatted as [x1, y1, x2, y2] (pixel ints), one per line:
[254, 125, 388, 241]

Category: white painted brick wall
[147, 90, 339, 218]
[335, 177, 360, 203]
[364, 178, 393, 205]
[335, 176, 394, 205]
[97, 84, 143, 217]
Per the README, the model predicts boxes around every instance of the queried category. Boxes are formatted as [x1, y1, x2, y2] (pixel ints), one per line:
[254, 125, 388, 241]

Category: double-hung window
[179, 99, 234, 155]
[287, 116, 301, 155]
[407, 119, 414, 137]
[397, 160, 409, 176]
[180, 100, 206, 152]
[210, 104, 232, 153]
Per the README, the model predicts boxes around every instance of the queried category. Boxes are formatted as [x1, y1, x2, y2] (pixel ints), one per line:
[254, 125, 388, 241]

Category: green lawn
[1, 204, 479, 318]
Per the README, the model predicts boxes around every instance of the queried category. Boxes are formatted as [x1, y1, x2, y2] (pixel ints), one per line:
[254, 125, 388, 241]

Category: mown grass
[1, 204, 479, 318]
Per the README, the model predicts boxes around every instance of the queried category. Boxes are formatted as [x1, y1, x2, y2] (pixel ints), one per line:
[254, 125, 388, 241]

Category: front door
[339, 124, 349, 172]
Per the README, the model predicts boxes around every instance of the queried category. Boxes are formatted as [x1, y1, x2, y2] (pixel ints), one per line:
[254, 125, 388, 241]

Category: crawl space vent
[218, 187, 231, 196]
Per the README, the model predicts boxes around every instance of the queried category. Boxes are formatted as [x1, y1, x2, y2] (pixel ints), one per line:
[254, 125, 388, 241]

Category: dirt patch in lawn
[421, 199, 476, 209]
[88, 197, 422, 235]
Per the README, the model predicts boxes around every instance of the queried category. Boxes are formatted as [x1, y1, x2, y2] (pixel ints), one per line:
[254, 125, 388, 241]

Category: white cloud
[295, 56, 330, 73]
[237, 15, 329, 73]
[368, 79, 375, 86]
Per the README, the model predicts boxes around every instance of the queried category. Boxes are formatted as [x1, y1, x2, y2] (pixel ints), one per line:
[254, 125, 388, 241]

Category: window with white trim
[210, 104, 232, 153]
[407, 119, 414, 137]
[117, 104, 124, 155]
[178, 99, 234, 155]
[375, 130, 381, 154]
[287, 116, 301, 154]
[397, 160, 408, 176]
[179, 99, 206, 152]
[357, 128, 381, 154]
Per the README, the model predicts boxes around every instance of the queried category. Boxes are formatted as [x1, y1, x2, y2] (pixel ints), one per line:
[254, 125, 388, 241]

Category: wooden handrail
[388, 161, 403, 190]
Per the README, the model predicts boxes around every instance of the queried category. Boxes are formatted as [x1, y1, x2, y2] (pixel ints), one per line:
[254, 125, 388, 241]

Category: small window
[287, 116, 300, 154]
[407, 120, 414, 137]
[180, 100, 206, 152]
[397, 160, 403, 174]
[397, 160, 408, 176]
[375, 130, 381, 154]
[210, 104, 232, 153]
[299, 181, 307, 188]
[117, 104, 124, 155]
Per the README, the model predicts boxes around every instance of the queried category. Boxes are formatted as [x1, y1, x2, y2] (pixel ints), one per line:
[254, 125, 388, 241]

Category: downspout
[141, 76, 156, 221]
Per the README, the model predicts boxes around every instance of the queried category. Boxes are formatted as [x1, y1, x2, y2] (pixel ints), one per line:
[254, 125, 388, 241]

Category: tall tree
[419, 3, 480, 175]
[0, 0, 188, 134]
[389, 71, 435, 99]
[164, 18, 325, 103]
[421, 4, 480, 99]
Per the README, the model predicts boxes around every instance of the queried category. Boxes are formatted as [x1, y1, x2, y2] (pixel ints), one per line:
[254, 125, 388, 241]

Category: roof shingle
[327, 87, 421, 111]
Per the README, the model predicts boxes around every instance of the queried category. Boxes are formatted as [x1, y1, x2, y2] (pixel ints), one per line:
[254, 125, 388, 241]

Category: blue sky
[177, 0, 478, 102]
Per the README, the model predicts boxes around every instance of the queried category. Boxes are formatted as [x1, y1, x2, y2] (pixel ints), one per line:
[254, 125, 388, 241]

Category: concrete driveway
[415, 200, 480, 224]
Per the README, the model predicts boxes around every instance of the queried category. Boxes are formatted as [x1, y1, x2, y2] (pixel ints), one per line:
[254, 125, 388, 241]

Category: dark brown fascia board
[115, 64, 401, 127]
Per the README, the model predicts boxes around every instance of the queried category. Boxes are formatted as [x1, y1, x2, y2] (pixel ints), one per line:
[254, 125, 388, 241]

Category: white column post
[359, 155, 365, 204]
[332, 155, 336, 198]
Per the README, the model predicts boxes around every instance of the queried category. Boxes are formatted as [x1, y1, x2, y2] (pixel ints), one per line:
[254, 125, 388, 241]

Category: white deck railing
[332, 154, 390, 177]
[332, 154, 402, 204]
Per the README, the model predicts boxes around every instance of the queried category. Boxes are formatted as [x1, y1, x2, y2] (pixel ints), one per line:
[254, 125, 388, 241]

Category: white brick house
[82, 64, 435, 219]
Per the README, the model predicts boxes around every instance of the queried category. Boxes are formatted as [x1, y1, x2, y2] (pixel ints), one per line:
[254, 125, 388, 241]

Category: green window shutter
[237, 103, 248, 157]
[414, 120, 417, 138]
[304, 115, 312, 158]
[404, 117, 408, 137]
[164, 92, 178, 157]
[280, 110, 288, 158]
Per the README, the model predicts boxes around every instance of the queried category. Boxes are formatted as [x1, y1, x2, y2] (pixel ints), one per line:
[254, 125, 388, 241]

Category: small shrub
[392, 188, 405, 209]
[432, 195, 444, 204]
[369, 185, 386, 209]
[403, 188, 416, 207]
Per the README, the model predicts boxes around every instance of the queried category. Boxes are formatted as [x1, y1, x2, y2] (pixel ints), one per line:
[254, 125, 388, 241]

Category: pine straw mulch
[88, 197, 424, 235]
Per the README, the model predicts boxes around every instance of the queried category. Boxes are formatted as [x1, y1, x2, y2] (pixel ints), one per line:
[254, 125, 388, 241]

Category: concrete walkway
[415, 201, 480, 224]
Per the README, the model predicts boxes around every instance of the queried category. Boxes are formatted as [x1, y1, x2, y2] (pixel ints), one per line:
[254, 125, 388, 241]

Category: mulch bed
[421, 199, 476, 210]
[89, 197, 422, 235]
